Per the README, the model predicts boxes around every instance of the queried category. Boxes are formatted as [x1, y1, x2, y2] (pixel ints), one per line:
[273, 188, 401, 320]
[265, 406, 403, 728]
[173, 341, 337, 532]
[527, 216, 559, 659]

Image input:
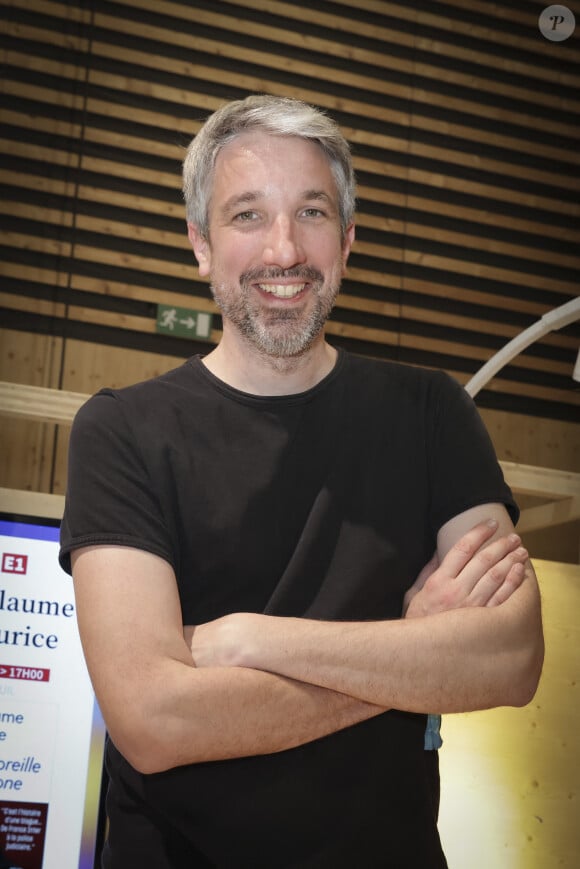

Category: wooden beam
[518, 496, 580, 534]
[0, 381, 88, 425]
[0, 487, 65, 519]
[501, 460, 580, 500]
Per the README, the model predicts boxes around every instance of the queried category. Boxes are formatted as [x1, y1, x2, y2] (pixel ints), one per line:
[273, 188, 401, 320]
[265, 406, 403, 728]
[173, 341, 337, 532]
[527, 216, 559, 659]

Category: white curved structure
[465, 296, 580, 398]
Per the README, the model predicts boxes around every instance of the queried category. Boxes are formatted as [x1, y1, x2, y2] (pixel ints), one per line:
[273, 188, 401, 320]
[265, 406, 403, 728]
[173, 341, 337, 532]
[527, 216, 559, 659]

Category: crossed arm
[71, 504, 543, 774]
[188, 507, 543, 714]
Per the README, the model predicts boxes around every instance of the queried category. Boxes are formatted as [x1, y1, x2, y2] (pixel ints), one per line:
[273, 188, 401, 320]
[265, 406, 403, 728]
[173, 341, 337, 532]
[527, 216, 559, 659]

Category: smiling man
[188, 130, 352, 371]
[60, 95, 543, 868]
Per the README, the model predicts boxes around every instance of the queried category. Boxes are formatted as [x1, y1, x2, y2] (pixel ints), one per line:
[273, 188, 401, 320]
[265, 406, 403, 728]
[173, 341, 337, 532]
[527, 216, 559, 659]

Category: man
[60, 95, 543, 867]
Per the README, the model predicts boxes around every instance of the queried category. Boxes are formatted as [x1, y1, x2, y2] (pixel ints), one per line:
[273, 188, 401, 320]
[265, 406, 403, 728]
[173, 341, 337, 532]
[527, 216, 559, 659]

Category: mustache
[240, 266, 324, 284]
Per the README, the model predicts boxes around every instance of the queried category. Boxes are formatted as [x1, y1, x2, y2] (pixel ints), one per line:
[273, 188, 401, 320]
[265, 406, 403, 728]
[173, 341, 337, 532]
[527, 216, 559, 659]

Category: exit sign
[156, 305, 213, 340]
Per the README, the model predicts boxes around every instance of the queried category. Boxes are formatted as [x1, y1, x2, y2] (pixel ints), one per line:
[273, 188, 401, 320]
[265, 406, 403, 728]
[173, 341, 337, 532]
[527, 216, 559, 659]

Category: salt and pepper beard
[210, 265, 342, 358]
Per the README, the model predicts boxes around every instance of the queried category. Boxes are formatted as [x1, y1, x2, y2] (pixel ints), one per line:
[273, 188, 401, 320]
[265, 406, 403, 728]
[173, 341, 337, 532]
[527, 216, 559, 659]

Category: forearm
[71, 546, 383, 776]
[107, 661, 383, 774]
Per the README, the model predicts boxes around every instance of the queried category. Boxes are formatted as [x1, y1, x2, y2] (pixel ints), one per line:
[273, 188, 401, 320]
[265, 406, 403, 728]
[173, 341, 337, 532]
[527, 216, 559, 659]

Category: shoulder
[341, 352, 461, 405]
[73, 359, 200, 429]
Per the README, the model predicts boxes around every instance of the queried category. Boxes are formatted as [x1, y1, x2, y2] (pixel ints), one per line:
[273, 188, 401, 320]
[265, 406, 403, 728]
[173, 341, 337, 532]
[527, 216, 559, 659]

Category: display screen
[0, 513, 106, 869]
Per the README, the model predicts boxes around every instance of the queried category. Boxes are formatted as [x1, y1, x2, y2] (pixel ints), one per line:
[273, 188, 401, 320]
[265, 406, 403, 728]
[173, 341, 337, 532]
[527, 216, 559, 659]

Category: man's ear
[341, 222, 355, 273]
[187, 223, 211, 277]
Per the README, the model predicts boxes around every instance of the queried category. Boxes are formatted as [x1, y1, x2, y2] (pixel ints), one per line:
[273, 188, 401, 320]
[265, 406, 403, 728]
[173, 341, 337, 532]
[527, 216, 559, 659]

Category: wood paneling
[0, 0, 578, 473]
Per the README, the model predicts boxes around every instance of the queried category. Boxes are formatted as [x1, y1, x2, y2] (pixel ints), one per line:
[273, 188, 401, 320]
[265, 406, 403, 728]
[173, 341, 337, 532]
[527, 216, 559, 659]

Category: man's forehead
[215, 130, 331, 170]
[212, 133, 338, 202]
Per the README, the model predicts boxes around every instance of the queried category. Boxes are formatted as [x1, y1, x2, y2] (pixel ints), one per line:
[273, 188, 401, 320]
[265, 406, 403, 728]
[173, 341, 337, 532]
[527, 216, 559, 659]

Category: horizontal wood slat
[0, 381, 87, 425]
[0, 487, 65, 520]
[517, 496, 580, 534]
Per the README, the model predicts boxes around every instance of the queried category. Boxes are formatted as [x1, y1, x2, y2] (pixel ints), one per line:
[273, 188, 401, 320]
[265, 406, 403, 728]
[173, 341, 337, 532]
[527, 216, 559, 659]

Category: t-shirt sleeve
[59, 390, 174, 575]
[426, 372, 519, 535]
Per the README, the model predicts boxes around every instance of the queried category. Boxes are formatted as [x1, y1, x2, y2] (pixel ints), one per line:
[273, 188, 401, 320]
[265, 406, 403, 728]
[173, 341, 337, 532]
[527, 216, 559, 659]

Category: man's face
[188, 131, 354, 358]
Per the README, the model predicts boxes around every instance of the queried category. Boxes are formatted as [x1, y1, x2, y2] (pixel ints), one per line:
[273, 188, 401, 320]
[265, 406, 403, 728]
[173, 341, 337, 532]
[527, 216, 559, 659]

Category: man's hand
[404, 520, 527, 618]
[186, 617, 247, 669]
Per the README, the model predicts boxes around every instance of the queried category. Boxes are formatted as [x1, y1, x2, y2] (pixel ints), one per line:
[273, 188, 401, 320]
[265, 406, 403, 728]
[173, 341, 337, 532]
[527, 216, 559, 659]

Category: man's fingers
[441, 519, 500, 577]
[457, 535, 524, 596]
[462, 546, 528, 607]
[442, 522, 523, 591]
[485, 561, 527, 607]
[407, 522, 528, 617]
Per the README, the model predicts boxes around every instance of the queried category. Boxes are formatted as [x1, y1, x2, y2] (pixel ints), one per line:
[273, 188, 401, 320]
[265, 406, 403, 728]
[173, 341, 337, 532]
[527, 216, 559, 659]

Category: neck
[201, 330, 337, 396]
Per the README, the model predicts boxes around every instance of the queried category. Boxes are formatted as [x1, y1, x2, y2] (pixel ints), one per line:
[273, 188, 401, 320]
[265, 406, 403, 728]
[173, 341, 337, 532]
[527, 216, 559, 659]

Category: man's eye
[234, 211, 258, 222]
[302, 207, 324, 218]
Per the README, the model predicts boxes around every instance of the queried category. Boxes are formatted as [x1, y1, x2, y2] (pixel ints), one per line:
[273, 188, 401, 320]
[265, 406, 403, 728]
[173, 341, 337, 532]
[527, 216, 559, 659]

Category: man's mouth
[258, 283, 306, 299]
[241, 267, 323, 301]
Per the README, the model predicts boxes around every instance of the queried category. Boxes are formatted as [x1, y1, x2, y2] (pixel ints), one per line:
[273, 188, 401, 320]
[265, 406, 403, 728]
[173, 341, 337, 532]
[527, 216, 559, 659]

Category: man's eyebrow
[219, 189, 337, 218]
[219, 191, 262, 216]
[302, 190, 334, 204]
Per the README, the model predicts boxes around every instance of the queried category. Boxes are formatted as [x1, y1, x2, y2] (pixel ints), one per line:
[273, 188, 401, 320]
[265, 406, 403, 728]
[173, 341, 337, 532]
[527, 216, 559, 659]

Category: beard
[210, 264, 342, 358]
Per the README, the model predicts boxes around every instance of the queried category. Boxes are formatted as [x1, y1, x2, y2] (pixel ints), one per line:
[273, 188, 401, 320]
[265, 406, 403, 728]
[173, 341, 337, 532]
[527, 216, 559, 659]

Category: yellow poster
[439, 559, 579, 868]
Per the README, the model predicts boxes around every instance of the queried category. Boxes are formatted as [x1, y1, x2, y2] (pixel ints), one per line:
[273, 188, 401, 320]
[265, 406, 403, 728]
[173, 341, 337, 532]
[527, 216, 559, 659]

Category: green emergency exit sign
[156, 305, 213, 340]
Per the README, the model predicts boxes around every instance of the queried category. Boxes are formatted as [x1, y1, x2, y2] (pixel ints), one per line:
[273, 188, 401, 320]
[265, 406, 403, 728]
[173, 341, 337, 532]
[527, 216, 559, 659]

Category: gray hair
[183, 94, 356, 240]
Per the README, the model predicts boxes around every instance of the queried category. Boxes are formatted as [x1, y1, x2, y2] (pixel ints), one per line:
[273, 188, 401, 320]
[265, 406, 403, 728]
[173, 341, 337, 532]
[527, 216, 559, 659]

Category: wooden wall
[1, 0, 579, 557]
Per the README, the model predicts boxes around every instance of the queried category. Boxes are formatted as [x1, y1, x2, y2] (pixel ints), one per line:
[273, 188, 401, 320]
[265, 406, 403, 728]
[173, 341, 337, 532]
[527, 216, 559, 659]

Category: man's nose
[262, 216, 306, 268]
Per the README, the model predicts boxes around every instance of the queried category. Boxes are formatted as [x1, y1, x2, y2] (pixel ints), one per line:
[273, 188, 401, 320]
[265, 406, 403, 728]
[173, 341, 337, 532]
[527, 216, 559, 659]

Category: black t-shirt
[60, 351, 517, 868]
